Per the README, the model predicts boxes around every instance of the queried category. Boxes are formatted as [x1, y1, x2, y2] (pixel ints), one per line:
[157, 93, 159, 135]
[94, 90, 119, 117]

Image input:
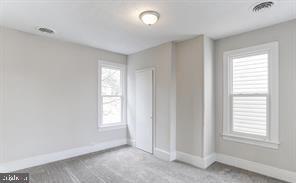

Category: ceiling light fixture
[37, 27, 55, 34]
[139, 10, 160, 26]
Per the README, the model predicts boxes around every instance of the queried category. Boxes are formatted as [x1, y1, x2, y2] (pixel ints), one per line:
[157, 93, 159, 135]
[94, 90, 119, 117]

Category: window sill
[98, 124, 127, 132]
[222, 133, 279, 149]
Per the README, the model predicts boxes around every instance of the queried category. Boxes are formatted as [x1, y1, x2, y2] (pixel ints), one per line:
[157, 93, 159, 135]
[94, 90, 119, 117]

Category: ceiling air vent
[37, 27, 55, 34]
[252, 1, 274, 12]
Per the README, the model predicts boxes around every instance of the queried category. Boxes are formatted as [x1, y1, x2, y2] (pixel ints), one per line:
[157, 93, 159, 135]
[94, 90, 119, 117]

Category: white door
[136, 69, 153, 153]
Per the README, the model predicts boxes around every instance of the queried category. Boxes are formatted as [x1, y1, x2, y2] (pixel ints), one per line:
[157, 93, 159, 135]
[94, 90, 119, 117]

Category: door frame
[135, 67, 156, 154]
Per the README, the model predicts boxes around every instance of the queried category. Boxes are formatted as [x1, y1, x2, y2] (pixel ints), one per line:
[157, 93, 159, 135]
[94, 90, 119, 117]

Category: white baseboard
[204, 153, 217, 168]
[216, 153, 296, 183]
[0, 139, 127, 173]
[176, 152, 296, 182]
[1, 139, 294, 183]
[176, 151, 216, 169]
[127, 139, 136, 147]
[170, 151, 176, 161]
[154, 148, 170, 161]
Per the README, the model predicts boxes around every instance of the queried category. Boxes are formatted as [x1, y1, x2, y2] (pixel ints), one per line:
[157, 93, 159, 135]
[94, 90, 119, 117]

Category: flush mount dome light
[139, 10, 160, 25]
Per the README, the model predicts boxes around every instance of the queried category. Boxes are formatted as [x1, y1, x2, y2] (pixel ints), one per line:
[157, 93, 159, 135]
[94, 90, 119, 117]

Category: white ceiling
[0, 0, 295, 55]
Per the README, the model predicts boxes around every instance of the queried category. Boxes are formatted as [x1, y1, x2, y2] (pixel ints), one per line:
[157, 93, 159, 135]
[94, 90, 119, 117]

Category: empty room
[0, 0, 296, 182]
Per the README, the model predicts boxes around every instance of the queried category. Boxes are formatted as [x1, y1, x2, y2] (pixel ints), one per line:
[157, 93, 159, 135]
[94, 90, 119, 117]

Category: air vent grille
[253, 1, 274, 12]
[38, 27, 55, 34]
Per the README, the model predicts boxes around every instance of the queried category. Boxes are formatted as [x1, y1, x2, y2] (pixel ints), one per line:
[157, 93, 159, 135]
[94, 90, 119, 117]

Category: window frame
[98, 60, 127, 131]
[222, 42, 279, 149]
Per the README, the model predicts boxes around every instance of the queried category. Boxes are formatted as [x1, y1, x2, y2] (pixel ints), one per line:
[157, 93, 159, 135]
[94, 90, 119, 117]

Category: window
[98, 61, 126, 130]
[223, 42, 279, 149]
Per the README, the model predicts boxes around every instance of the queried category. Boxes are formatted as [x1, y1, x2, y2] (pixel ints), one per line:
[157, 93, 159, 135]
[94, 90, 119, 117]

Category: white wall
[127, 36, 214, 162]
[169, 44, 177, 159]
[215, 19, 296, 172]
[175, 35, 215, 158]
[0, 27, 127, 163]
[175, 36, 204, 157]
[0, 27, 4, 163]
[203, 36, 215, 157]
[127, 42, 175, 153]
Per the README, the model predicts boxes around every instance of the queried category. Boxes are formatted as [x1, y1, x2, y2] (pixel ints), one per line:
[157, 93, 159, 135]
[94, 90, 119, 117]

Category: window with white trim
[223, 42, 279, 149]
[98, 61, 126, 130]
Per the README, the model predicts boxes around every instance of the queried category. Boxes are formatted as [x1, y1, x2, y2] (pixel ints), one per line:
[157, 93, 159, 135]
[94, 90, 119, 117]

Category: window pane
[232, 96, 267, 136]
[102, 97, 121, 124]
[232, 54, 268, 94]
[231, 53, 269, 137]
[101, 67, 121, 95]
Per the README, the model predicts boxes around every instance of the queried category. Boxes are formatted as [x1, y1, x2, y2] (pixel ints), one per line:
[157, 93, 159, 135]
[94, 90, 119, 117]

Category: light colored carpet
[17, 146, 285, 183]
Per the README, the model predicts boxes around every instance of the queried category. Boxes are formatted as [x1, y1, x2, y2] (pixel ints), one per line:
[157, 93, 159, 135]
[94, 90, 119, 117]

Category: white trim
[98, 124, 127, 132]
[127, 139, 136, 146]
[152, 68, 156, 154]
[170, 151, 176, 161]
[169, 45, 177, 163]
[268, 42, 280, 145]
[154, 148, 170, 161]
[175, 152, 296, 182]
[99, 60, 126, 68]
[222, 133, 279, 149]
[222, 42, 279, 148]
[135, 67, 156, 154]
[216, 153, 296, 183]
[98, 60, 127, 129]
[204, 153, 217, 168]
[0, 139, 127, 173]
[176, 151, 216, 169]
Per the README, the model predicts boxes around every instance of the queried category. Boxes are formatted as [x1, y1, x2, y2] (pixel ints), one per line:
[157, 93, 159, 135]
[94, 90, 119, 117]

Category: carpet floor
[17, 146, 285, 183]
